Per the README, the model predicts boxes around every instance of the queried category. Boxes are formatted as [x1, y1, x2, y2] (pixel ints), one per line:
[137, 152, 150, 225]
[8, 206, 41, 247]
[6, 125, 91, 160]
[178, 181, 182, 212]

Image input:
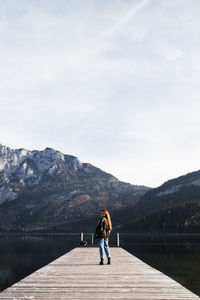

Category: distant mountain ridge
[2, 143, 199, 233]
[0, 143, 149, 232]
[122, 201, 200, 233]
[0, 143, 93, 204]
[120, 170, 200, 233]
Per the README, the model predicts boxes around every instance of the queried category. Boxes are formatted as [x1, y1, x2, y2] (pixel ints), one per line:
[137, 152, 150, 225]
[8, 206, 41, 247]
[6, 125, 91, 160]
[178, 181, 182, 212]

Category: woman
[95, 209, 112, 265]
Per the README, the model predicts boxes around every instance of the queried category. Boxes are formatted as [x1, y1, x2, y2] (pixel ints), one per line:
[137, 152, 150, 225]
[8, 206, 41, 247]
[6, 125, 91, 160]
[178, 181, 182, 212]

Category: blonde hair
[102, 209, 112, 230]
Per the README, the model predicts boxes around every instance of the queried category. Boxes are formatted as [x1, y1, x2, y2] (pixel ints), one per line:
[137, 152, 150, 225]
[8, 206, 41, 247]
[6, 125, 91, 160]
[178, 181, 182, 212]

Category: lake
[0, 233, 200, 296]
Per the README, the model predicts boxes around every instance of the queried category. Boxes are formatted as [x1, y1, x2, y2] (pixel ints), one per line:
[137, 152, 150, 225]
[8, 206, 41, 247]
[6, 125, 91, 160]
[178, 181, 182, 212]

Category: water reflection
[0, 233, 79, 291]
[120, 233, 200, 296]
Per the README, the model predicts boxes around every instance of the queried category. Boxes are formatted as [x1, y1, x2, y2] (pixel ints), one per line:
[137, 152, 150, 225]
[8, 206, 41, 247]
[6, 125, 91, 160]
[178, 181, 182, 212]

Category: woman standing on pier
[95, 209, 112, 265]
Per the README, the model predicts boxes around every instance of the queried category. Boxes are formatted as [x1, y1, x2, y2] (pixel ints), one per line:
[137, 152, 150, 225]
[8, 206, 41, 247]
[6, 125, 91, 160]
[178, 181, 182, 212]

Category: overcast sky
[1, 0, 200, 187]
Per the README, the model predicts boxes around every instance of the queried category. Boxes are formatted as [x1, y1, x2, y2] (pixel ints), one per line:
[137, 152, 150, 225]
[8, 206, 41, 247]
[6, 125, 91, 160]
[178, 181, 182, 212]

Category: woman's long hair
[102, 209, 112, 230]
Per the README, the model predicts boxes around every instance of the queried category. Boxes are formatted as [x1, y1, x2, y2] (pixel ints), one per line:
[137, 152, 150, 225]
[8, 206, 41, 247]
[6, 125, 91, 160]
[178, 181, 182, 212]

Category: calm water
[0, 233, 200, 296]
[120, 234, 200, 296]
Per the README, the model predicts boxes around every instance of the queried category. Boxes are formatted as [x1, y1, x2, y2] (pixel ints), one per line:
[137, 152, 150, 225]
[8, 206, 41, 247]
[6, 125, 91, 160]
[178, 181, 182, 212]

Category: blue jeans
[98, 238, 111, 259]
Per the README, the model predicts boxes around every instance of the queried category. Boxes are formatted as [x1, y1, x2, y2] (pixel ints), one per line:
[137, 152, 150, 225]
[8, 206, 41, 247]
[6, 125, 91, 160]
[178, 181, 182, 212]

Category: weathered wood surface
[0, 247, 199, 299]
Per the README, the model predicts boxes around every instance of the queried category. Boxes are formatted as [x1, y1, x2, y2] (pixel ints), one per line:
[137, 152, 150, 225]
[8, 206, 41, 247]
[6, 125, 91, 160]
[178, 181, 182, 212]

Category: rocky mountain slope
[0, 144, 149, 232]
[120, 170, 200, 233]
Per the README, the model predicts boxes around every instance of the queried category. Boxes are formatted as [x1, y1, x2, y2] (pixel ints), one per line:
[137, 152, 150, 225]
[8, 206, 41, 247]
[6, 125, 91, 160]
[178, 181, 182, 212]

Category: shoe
[99, 258, 104, 265]
[107, 257, 111, 265]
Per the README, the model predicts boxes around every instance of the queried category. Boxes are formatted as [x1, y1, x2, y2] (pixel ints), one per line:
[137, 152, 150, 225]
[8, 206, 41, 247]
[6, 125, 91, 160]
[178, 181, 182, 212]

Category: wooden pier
[0, 247, 199, 299]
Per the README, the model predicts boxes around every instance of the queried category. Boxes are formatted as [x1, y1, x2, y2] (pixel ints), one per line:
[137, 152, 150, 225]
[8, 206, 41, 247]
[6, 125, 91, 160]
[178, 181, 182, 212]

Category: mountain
[0, 144, 149, 232]
[120, 170, 200, 233]
[122, 201, 200, 233]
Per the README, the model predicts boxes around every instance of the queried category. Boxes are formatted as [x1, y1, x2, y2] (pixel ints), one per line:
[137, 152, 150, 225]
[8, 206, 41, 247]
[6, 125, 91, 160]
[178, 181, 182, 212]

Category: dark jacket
[95, 217, 111, 239]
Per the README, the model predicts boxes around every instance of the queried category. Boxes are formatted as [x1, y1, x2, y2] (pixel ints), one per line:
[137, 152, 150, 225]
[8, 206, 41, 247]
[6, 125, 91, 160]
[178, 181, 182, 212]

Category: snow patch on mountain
[156, 176, 200, 197]
[190, 178, 200, 187]
[32, 147, 65, 174]
[0, 186, 17, 204]
[0, 161, 4, 172]
[157, 185, 182, 197]
[19, 179, 25, 186]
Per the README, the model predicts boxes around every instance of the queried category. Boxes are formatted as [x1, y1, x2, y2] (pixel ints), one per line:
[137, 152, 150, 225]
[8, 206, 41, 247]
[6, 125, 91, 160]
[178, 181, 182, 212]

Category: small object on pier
[80, 240, 88, 246]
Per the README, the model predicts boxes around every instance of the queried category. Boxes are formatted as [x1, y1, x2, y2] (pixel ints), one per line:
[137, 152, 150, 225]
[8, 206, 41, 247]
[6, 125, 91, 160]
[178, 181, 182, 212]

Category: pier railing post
[91, 233, 94, 245]
[80, 232, 84, 243]
[116, 232, 120, 247]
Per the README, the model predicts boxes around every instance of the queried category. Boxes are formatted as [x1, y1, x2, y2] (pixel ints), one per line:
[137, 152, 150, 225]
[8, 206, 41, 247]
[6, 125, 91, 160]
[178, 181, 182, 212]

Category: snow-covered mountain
[0, 144, 91, 204]
[0, 143, 149, 232]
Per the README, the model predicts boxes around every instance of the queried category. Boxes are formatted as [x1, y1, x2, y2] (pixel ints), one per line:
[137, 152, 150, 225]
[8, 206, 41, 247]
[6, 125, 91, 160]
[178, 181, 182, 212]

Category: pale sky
[1, 0, 200, 188]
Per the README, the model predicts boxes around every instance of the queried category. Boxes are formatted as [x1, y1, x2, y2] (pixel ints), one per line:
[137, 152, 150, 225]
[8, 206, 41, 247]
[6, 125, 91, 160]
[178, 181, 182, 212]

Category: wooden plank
[0, 247, 199, 299]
